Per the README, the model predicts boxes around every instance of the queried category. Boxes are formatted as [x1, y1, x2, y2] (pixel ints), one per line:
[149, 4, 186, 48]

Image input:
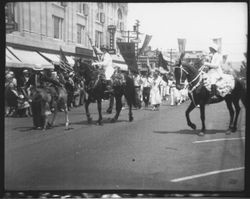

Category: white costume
[93, 52, 114, 80]
[204, 44, 223, 84]
[150, 75, 163, 106]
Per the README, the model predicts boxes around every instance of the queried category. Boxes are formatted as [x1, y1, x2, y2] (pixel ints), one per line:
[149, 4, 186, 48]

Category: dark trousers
[143, 87, 150, 107]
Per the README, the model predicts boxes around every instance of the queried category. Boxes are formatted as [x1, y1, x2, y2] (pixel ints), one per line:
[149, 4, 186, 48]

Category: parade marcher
[150, 69, 164, 110]
[133, 72, 143, 109]
[64, 71, 75, 110]
[92, 45, 114, 94]
[5, 72, 19, 117]
[141, 71, 152, 108]
[203, 43, 223, 99]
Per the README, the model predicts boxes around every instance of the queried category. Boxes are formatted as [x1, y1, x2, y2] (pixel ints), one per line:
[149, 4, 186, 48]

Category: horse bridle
[174, 65, 189, 85]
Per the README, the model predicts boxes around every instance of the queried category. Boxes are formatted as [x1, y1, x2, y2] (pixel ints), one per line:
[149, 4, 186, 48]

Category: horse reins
[176, 65, 204, 106]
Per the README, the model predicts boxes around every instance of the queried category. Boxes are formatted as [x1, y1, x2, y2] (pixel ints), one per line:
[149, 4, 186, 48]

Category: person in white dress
[203, 43, 223, 99]
[150, 69, 164, 110]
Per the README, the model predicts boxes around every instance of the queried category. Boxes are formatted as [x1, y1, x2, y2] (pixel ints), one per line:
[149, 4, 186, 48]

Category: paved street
[5, 99, 245, 191]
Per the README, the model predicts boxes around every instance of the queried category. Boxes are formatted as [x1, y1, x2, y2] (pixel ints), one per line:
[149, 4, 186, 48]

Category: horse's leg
[231, 98, 241, 133]
[111, 95, 122, 123]
[128, 98, 133, 122]
[186, 101, 196, 130]
[225, 98, 234, 134]
[64, 103, 69, 129]
[199, 102, 206, 136]
[106, 95, 114, 114]
[96, 99, 102, 125]
[85, 98, 92, 123]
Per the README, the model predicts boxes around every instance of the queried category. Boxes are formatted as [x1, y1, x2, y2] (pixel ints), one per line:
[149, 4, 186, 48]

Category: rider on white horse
[204, 43, 223, 99]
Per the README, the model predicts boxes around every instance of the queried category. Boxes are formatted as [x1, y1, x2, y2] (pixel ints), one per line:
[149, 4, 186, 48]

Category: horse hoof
[198, 132, 205, 136]
[96, 121, 103, 126]
[87, 118, 92, 123]
[129, 117, 134, 122]
[189, 123, 196, 130]
[231, 127, 237, 133]
[111, 118, 116, 123]
[225, 130, 231, 135]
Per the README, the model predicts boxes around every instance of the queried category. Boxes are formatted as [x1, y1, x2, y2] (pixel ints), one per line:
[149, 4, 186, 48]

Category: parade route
[5, 100, 245, 191]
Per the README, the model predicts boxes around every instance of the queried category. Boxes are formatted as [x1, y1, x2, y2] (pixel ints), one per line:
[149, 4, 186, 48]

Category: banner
[138, 34, 152, 55]
[212, 38, 222, 53]
[117, 42, 138, 73]
[177, 38, 186, 53]
[158, 52, 169, 71]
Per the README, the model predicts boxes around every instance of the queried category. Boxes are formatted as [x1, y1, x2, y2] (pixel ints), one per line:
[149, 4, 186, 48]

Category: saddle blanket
[202, 73, 235, 97]
[112, 73, 126, 86]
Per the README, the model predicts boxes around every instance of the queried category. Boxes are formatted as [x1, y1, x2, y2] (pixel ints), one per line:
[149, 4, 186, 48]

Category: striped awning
[7, 46, 54, 70]
[112, 54, 128, 71]
[6, 48, 34, 68]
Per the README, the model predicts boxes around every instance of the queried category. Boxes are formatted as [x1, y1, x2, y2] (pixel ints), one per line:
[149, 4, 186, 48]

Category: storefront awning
[66, 56, 75, 66]
[7, 46, 54, 70]
[6, 48, 29, 68]
[112, 54, 128, 71]
[39, 52, 60, 65]
[39, 52, 74, 67]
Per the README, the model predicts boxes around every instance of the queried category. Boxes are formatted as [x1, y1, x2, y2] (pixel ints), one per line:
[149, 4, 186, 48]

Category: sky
[127, 2, 248, 62]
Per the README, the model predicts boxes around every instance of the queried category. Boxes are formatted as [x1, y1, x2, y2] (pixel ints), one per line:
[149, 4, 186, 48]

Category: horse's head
[76, 61, 97, 83]
[174, 64, 188, 90]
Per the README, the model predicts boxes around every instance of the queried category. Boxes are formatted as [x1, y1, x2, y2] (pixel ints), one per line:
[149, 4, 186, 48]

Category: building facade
[6, 2, 128, 61]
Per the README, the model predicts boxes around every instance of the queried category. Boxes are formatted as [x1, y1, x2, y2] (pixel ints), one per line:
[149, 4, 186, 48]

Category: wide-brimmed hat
[100, 45, 108, 51]
[209, 43, 219, 52]
[23, 69, 29, 73]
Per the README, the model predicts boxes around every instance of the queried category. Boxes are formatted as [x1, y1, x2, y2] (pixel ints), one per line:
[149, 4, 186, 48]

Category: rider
[203, 43, 223, 99]
[91, 45, 114, 94]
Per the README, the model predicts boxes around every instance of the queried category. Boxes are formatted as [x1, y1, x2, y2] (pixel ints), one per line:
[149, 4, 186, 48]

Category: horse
[174, 60, 246, 136]
[30, 84, 69, 130]
[75, 61, 136, 125]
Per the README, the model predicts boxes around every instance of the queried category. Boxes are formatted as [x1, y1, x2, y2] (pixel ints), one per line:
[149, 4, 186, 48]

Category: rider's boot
[210, 84, 217, 100]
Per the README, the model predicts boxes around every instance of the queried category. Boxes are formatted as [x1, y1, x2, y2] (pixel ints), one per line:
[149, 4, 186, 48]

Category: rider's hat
[209, 43, 219, 52]
[100, 45, 108, 51]
[23, 69, 29, 74]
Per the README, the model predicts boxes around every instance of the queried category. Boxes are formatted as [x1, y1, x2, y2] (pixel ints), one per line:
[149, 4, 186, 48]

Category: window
[77, 24, 85, 44]
[53, 16, 63, 39]
[117, 8, 123, 30]
[77, 3, 89, 16]
[96, 3, 104, 23]
[95, 30, 103, 47]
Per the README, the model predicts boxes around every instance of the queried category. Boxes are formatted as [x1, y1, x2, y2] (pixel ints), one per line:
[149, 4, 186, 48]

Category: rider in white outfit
[204, 43, 223, 99]
[92, 46, 114, 93]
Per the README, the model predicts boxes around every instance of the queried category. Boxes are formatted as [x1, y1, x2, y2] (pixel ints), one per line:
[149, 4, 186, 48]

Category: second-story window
[53, 15, 63, 39]
[95, 30, 103, 48]
[77, 24, 85, 44]
[96, 3, 105, 23]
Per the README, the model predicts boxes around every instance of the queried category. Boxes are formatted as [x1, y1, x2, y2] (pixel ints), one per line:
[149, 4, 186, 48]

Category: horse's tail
[235, 78, 246, 107]
[239, 80, 246, 108]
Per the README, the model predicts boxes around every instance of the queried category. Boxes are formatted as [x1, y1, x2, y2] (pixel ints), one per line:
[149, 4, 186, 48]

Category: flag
[158, 52, 169, 71]
[146, 57, 153, 72]
[59, 47, 72, 72]
[212, 38, 222, 53]
[177, 38, 186, 53]
[117, 42, 138, 73]
[138, 34, 152, 56]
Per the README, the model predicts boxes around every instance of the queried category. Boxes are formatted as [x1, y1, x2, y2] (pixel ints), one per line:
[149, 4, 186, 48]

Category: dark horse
[174, 60, 246, 136]
[75, 61, 136, 125]
[31, 85, 69, 130]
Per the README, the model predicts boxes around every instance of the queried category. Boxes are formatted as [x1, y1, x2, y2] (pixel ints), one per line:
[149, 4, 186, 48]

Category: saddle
[111, 73, 126, 87]
[202, 73, 235, 97]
